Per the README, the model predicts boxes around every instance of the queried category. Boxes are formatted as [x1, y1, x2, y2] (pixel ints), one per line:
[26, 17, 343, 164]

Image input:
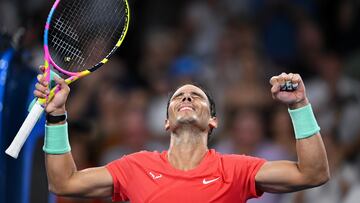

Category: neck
[167, 127, 208, 171]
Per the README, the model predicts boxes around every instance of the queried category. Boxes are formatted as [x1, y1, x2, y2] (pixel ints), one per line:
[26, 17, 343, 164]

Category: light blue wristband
[43, 122, 71, 154]
[288, 104, 320, 139]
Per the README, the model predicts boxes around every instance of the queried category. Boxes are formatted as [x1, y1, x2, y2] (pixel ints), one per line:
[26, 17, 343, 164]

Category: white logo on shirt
[202, 177, 220, 184]
[149, 172, 162, 179]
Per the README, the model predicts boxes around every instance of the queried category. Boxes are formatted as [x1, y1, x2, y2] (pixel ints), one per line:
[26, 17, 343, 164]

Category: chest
[126, 169, 242, 203]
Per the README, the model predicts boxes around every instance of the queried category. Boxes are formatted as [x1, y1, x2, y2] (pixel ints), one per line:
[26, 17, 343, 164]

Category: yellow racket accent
[114, 0, 130, 48]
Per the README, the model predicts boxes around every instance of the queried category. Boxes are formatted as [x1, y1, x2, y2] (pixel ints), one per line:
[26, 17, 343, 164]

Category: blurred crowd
[1, 0, 360, 203]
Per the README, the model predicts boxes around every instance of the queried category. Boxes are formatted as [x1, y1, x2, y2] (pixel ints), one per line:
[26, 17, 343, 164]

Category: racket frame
[5, 0, 130, 158]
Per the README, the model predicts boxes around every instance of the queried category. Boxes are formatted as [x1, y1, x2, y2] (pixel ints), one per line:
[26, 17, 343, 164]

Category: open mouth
[178, 106, 195, 112]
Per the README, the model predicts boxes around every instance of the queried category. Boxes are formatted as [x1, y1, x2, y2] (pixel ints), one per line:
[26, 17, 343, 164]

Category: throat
[167, 148, 208, 171]
[167, 135, 208, 171]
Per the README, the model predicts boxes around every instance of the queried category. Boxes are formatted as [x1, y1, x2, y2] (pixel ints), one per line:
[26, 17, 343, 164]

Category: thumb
[53, 76, 65, 86]
[53, 76, 70, 94]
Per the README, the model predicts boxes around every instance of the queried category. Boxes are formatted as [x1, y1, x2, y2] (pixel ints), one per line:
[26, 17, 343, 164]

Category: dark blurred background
[1, 0, 360, 203]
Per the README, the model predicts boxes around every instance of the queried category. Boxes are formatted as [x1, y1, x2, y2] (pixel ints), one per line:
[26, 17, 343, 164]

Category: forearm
[256, 135, 329, 193]
[296, 133, 329, 186]
[258, 73, 330, 193]
[290, 100, 329, 186]
[290, 99, 330, 183]
[45, 154, 113, 197]
[44, 120, 78, 194]
[256, 101, 329, 192]
[45, 152, 78, 194]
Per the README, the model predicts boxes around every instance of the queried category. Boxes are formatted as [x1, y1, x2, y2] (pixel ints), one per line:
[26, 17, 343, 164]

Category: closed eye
[171, 92, 184, 101]
[191, 92, 205, 100]
[171, 91, 206, 101]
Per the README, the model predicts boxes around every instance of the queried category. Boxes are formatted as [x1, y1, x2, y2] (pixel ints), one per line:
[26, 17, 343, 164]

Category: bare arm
[255, 73, 330, 193]
[45, 153, 113, 197]
[35, 70, 113, 197]
[256, 133, 329, 193]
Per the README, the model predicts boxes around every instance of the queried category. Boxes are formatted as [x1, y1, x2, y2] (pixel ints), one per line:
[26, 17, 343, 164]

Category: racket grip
[5, 102, 45, 158]
[280, 81, 298, 91]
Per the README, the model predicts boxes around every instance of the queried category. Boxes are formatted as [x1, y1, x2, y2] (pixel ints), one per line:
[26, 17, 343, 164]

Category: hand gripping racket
[280, 81, 298, 91]
[6, 0, 130, 158]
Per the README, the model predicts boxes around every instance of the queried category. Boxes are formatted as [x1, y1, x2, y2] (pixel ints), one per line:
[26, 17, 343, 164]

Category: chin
[176, 115, 199, 125]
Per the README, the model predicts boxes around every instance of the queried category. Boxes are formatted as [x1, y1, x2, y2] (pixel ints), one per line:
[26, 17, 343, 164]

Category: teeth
[180, 107, 193, 111]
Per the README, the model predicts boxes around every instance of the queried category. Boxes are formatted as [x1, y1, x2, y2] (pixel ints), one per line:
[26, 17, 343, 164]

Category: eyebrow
[172, 91, 206, 100]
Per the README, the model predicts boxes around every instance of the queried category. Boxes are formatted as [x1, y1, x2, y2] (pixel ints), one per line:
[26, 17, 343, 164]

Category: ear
[164, 119, 170, 131]
[208, 117, 218, 129]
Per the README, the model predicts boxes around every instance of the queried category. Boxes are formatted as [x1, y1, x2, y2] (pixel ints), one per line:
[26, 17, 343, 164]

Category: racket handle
[280, 81, 298, 92]
[5, 102, 44, 158]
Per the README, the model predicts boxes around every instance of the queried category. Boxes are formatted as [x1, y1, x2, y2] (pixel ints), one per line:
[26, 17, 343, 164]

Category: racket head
[43, 0, 130, 77]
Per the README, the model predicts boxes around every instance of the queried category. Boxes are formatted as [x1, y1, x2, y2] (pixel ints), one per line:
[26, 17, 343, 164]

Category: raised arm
[255, 73, 330, 193]
[34, 71, 113, 198]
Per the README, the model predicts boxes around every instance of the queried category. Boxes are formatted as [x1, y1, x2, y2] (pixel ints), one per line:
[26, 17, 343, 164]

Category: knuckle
[63, 85, 70, 93]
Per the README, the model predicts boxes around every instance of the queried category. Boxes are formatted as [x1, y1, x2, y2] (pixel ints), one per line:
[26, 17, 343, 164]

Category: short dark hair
[166, 84, 216, 135]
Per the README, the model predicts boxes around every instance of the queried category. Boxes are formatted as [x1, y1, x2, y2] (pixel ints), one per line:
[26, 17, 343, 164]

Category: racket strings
[51, 0, 85, 67]
[78, 1, 124, 64]
[48, 0, 128, 73]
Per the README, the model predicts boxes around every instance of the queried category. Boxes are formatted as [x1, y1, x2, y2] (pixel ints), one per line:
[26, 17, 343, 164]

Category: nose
[182, 95, 192, 102]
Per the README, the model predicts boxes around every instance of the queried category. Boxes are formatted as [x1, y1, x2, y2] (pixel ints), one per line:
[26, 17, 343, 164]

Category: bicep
[63, 166, 114, 198]
[255, 161, 312, 193]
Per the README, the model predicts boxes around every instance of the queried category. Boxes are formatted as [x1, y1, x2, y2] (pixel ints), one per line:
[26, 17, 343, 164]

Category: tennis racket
[280, 81, 298, 91]
[5, 0, 130, 158]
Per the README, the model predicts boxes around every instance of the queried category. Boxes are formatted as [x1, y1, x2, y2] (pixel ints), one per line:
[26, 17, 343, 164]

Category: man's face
[165, 84, 217, 132]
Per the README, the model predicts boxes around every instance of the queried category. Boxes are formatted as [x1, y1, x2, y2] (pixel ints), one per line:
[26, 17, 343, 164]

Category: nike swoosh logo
[149, 172, 162, 179]
[203, 177, 220, 184]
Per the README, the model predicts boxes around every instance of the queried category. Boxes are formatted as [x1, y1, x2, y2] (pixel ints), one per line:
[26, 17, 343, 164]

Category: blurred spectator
[138, 28, 181, 88]
[318, 0, 360, 56]
[180, 0, 224, 59]
[280, 131, 358, 203]
[0, 1, 20, 34]
[343, 184, 360, 203]
[259, 1, 298, 67]
[67, 57, 129, 121]
[100, 88, 167, 165]
[215, 108, 288, 203]
[294, 19, 324, 77]
[2, 1, 360, 202]
[306, 52, 360, 145]
[269, 106, 296, 159]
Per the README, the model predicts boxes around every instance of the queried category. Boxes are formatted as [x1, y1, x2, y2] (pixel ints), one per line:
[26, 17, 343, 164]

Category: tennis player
[34, 72, 329, 202]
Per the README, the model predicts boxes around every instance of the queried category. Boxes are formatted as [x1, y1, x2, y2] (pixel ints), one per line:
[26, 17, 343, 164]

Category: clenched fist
[269, 73, 309, 109]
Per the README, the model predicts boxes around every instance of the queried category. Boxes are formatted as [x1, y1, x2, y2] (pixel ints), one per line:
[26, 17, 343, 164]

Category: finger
[33, 89, 47, 99]
[37, 74, 49, 86]
[37, 75, 49, 87]
[292, 73, 301, 84]
[271, 82, 280, 94]
[269, 76, 278, 85]
[278, 72, 287, 85]
[53, 76, 70, 92]
[39, 65, 45, 73]
[35, 83, 50, 94]
[53, 76, 65, 86]
[288, 73, 294, 81]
